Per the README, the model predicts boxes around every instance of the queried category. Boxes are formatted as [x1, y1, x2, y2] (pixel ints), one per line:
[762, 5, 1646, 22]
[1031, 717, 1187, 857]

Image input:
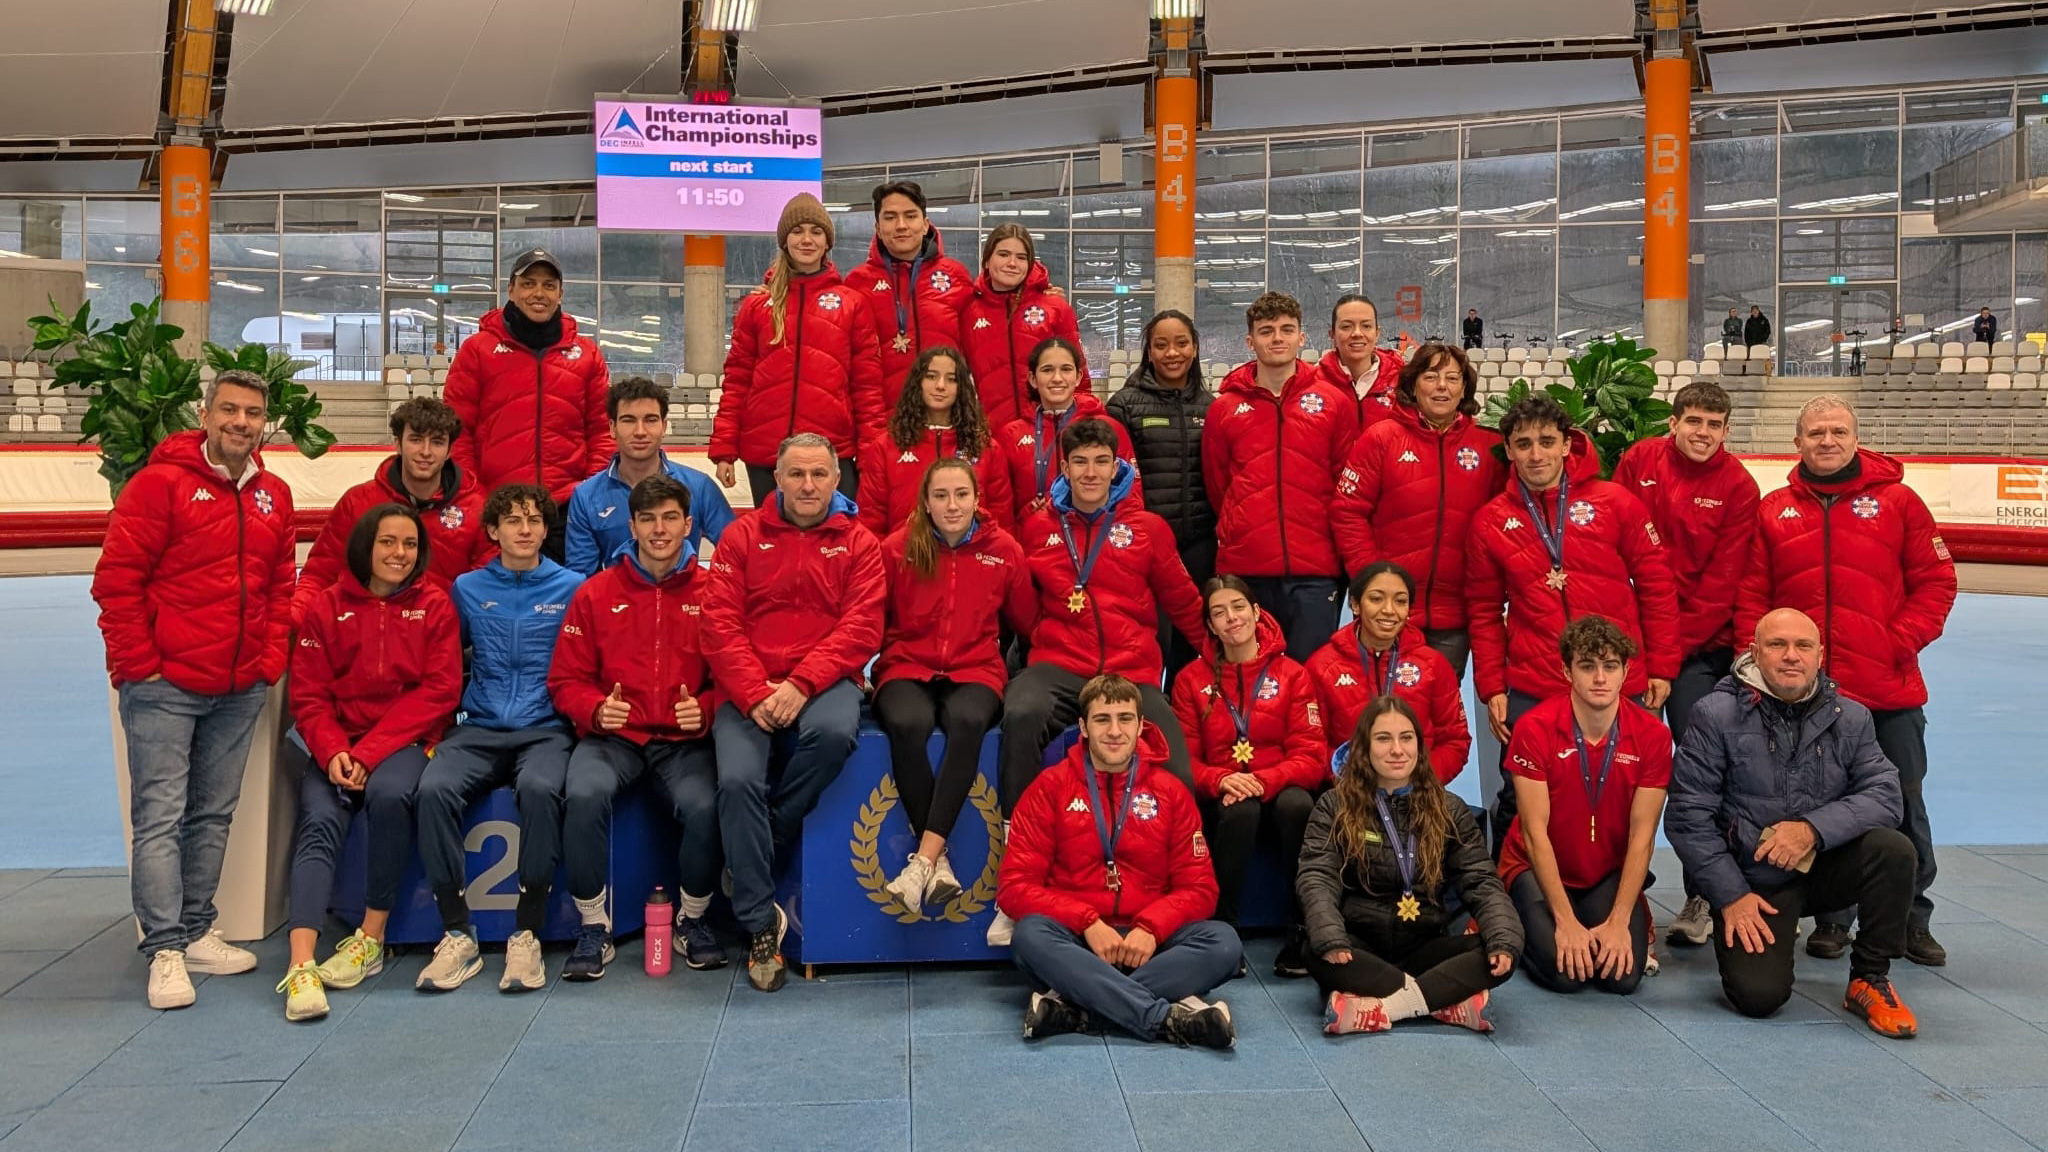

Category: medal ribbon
[1082, 758, 1140, 877]
[1218, 658, 1276, 749]
[1573, 712, 1621, 829]
[1516, 472, 1571, 575]
[1373, 790, 1419, 896]
[1358, 636, 1401, 697]
[1057, 506, 1117, 594]
[1033, 406, 1076, 497]
[892, 251, 926, 342]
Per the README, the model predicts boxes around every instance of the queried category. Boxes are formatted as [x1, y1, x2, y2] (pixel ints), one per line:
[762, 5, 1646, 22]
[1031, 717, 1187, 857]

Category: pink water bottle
[644, 888, 673, 977]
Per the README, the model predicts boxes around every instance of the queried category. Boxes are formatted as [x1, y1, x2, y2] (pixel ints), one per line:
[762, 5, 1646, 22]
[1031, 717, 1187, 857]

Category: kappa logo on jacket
[1016, 433, 1035, 447]
[1778, 506, 1801, 519]
[1335, 672, 1357, 687]
[1044, 533, 1062, 547]
[1066, 797, 1090, 813]
[897, 450, 919, 464]
[1233, 402, 1253, 416]
[1503, 516, 1524, 530]
[1398, 450, 1420, 464]
[493, 343, 513, 353]
[190, 489, 215, 502]
[873, 278, 890, 292]
[973, 318, 991, 330]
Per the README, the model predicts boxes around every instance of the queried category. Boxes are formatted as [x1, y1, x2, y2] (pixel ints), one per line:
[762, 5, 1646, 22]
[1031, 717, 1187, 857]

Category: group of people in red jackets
[93, 182, 1955, 1051]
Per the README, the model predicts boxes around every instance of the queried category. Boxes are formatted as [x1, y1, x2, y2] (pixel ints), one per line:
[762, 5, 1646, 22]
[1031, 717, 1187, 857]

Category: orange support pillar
[159, 143, 211, 355]
[683, 233, 726, 375]
[1153, 68, 1198, 317]
[1643, 57, 1691, 360]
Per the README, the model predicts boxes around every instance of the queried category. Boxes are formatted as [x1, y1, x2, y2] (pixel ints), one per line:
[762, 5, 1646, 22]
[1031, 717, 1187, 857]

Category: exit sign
[432, 284, 450, 294]
[1828, 275, 1847, 284]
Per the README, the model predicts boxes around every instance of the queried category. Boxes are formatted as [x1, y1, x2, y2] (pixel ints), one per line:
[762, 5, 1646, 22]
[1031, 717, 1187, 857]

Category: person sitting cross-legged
[998, 674, 1241, 1049]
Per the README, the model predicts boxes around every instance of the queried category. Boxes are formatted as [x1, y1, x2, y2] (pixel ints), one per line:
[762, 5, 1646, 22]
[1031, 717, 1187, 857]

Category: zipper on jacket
[1425, 431, 1448, 624]
[1270, 397, 1292, 577]
[785, 281, 810, 441]
[532, 347, 547, 487]
[1007, 306, 1025, 425]
[376, 599, 388, 681]
[229, 482, 249, 692]
[1820, 496, 1835, 665]
[653, 579, 665, 737]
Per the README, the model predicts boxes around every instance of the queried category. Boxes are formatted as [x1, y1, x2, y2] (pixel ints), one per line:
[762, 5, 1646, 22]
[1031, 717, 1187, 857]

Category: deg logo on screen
[595, 96, 824, 236]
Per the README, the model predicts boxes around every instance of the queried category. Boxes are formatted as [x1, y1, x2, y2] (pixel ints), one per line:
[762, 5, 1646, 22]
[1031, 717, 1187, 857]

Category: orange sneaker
[1844, 976, 1918, 1039]
[1325, 991, 1393, 1035]
[1430, 989, 1494, 1033]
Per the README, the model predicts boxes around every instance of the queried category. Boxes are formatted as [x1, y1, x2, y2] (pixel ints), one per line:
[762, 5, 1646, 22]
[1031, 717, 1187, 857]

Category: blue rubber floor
[4, 577, 2048, 1151]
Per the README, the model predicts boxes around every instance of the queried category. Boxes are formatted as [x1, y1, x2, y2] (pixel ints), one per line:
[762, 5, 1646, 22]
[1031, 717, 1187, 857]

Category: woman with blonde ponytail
[710, 193, 885, 503]
[872, 459, 1037, 915]
[1295, 697, 1522, 1035]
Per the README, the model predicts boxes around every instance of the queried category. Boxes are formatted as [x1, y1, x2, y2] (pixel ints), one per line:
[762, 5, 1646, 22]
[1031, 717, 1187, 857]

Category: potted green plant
[28, 296, 336, 498]
[1478, 335, 1673, 478]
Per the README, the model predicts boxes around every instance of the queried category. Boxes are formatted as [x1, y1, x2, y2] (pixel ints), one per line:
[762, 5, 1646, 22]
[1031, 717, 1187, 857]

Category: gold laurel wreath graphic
[850, 774, 1004, 925]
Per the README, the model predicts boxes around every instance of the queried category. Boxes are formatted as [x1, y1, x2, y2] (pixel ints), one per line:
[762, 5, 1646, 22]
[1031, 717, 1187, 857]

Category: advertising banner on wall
[594, 98, 824, 234]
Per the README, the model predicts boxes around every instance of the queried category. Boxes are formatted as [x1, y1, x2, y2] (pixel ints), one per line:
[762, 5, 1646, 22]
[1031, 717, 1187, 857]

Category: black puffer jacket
[1105, 365, 1214, 549]
[1296, 785, 1523, 961]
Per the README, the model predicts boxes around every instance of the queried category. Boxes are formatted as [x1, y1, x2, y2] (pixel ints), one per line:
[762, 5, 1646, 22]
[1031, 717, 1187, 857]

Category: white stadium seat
[1967, 357, 1991, 374]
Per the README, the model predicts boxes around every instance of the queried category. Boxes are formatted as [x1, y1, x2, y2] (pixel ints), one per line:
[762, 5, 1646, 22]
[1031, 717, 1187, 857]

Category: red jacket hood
[756, 261, 844, 290]
[973, 259, 1053, 301]
[373, 454, 477, 509]
[148, 428, 268, 482]
[1058, 720, 1175, 780]
[1388, 398, 1477, 437]
[1029, 390, 1112, 425]
[1199, 606, 1290, 665]
[329, 566, 430, 607]
[1218, 359, 1320, 401]
[477, 306, 582, 350]
[1782, 447, 1905, 498]
[864, 226, 956, 268]
[1566, 428, 1601, 483]
[1324, 620, 1430, 660]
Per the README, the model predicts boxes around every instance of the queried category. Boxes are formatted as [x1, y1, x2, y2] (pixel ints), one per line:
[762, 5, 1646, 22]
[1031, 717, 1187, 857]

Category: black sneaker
[1161, 999, 1235, 1050]
[562, 924, 614, 982]
[1904, 927, 1948, 967]
[678, 915, 728, 971]
[747, 904, 789, 993]
[1022, 992, 1096, 1040]
[1805, 922, 1850, 960]
[1273, 933, 1309, 979]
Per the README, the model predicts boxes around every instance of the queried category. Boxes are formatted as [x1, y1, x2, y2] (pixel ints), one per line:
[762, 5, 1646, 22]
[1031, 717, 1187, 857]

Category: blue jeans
[1010, 916, 1243, 1039]
[118, 678, 269, 956]
[712, 680, 861, 933]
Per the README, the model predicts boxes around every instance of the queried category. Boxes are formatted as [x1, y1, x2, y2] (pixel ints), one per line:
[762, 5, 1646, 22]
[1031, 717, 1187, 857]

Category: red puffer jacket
[92, 431, 297, 693]
[289, 573, 461, 772]
[1201, 361, 1358, 578]
[874, 519, 1038, 696]
[997, 724, 1218, 938]
[700, 493, 887, 712]
[292, 457, 491, 626]
[1017, 464, 1204, 686]
[1613, 436, 1761, 658]
[1332, 403, 1506, 629]
[844, 229, 974, 409]
[1735, 450, 1957, 711]
[1465, 434, 1680, 701]
[445, 309, 613, 506]
[1303, 623, 1471, 783]
[1315, 349, 1403, 432]
[958, 262, 1090, 430]
[711, 264, 886, 467]
[548, 553, 720, 745]
[1169, 610, 1329, 797]
[994, 394, 1141, 524]
[855, 425, 1013, 537]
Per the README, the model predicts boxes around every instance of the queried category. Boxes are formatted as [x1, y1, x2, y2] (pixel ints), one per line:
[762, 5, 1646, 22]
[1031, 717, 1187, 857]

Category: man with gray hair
[1736, 395, 1956, 967]
[92, 371, 298, 1009]
[701, 434, 886, 991]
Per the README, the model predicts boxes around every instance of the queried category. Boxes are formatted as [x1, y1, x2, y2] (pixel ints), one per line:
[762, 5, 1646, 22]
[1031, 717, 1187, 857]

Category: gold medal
[1590, 815, 1597, 843]
[1067, 587, 1088, 613]
[1397, 892, 1422, 922]
[1545, 567, 1569, 590]
[892, 333, 912, 353]
[1231, 738, 1255, 764]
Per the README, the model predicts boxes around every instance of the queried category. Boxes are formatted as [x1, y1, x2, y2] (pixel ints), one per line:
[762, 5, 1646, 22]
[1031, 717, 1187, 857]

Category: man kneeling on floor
[1664, 607, 1921, 1038]
[997, 674, 1240, 1049]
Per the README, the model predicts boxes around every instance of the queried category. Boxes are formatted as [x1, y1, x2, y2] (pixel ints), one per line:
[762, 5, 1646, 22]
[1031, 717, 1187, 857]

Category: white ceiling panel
[1700, 1, 1987, 29]
[0, 0, 164, 138]
[222, 0, 684, 129]
[736, 0, 1148, 100]
[1205, 0, 1636, 53]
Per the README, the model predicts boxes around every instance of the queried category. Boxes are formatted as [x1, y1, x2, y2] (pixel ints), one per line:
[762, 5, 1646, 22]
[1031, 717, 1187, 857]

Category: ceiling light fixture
[215, 0, 274, 14]
[1151, 0, 1202, 17]
[700, 0, 758, 33]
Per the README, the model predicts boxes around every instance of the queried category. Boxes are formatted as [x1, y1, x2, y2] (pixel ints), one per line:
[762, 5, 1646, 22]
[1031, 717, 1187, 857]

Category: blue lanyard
[1516, 472, 1570, 572]
[1357, 636, 1400, 696]
[1033, 406, 1075, 497]
[1082, 759, 1140, 873]
[1373, 790, 1418, 894]
[1057, 507, 1117, 593]
[1573, 713, 1621, 823]
[892, 252, 926, 340]
[1218, 659, 1276, 744]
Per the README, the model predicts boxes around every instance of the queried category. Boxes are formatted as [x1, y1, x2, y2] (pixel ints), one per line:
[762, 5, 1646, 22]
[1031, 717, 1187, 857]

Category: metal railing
[1931, 125, 2043, 227]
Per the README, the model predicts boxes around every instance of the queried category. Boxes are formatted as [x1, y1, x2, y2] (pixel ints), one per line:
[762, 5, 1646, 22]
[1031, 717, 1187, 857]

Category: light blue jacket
[449, 557, 584, 730]
[563, 454, 734, 576]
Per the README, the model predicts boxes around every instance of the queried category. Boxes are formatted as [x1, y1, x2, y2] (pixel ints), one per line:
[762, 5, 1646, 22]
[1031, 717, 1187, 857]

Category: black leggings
[1303, 929, 1505, 1012]
[1201, 786, 1316, 926]
[872, 679, 1001, 841]
[1508, 870, 1650, 995]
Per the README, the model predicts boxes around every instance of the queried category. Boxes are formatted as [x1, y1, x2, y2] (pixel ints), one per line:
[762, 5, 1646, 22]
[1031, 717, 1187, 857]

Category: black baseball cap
[508, 248, 562, 280]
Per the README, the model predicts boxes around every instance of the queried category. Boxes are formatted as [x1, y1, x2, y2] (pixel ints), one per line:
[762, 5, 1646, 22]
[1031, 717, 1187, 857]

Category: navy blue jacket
[562, 453, 735, 576]
[449, 557, 584, 730]
[1665, 668, 1903, 908]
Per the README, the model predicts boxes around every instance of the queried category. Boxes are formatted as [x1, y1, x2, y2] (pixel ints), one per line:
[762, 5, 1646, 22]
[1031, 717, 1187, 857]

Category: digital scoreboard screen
[594, 98, 823, 234]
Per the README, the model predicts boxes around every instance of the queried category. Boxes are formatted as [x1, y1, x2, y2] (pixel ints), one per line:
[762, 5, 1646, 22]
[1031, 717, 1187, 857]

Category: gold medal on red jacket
[1545, 566, 1568, 590]
[1397, 892, 1422, 922]
[1067, 587, 1088, 613]
[892, 333, 911, 354]
[1231, 738, 1255, 764]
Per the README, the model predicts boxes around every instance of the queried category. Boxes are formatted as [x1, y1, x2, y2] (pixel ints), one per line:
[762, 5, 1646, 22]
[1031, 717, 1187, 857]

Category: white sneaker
[885, 855, 934, 917]
[499, 929, 545, 993]
[1667, 895, 1714, 946]
[986, 910, 1015, 947]
[415, 930, 483, 992]
[925, 853, 964, 908]
[147, 949, 195, 1010]
[183, 929, 257, 975]
[277, 961, 329, 1022]
[314, 929, 384, 989]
